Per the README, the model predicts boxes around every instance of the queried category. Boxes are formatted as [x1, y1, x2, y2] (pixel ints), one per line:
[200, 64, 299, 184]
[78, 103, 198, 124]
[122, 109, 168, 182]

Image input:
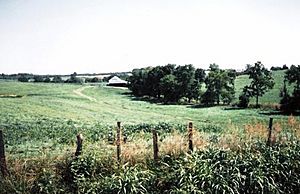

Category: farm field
[0, 70, 296, 157]
[0, 70, 300, 193]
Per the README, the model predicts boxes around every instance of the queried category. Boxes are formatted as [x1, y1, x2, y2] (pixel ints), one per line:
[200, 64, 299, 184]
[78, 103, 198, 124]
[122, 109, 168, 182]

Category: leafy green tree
[65, 72, 83, 84]
[159, 74, 180, 103]
[185, 68, 206, 103]
[128, 68, 150, 96]
[18, 75, 29, 82]
[286, 65, 300, 89]
[194, 68, 206, 83]
[174, 64, 195, 100]
[146, 66, 165, 98]
[52, 76, 63, 83]
[33, 75, 44, 82]
[280, 65, 300, 112]
[186, 80, 203, 103]
[244, 61, 274, 107]
[238, 86, 251, 108]
[44, 77, 51, 83]
[202, 64, 235, 105]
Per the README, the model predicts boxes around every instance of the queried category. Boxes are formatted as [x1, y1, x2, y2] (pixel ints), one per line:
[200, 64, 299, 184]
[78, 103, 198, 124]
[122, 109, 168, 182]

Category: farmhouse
[107, 76, 128, 87]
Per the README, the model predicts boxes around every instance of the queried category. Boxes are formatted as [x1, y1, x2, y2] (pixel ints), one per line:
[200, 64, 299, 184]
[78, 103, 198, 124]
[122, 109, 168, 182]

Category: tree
[18, 75, 29, 82]
[185, 68, 206, 103]
[244, 61, 274, 107]
[186, 80, 203, 103]
[195, 68, 206, 82]
[66, 72, 83, 83]
[286, 65, 300, 89]
[159, 74, 180, 103]
[280, 65, 300, 113]
[128, 68, 150, 96]
[201, 64, 235, 105]
[174, 64, 195, 100]
[44, 77, 51, 83]
[238, 86, 251, 108]
[146, 66, 165, 98]
[33, 75, 44, 82]
[52, 76, 63, 83]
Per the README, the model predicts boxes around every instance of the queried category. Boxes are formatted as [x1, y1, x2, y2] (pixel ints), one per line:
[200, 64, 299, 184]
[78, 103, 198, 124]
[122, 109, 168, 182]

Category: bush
[18, 76, 29, 82]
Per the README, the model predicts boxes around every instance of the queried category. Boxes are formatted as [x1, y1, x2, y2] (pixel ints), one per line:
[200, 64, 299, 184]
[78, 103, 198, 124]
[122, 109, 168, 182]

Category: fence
[0, 118, 275, 176]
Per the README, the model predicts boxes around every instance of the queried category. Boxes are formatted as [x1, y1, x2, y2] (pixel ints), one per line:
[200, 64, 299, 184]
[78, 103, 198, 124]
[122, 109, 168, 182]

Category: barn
[107, 76, 128, 87]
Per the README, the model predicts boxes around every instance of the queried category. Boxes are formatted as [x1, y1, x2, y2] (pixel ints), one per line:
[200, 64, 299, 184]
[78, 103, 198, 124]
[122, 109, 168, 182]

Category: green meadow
[1, 70, 300, 194]
[0, 70, 294, 150]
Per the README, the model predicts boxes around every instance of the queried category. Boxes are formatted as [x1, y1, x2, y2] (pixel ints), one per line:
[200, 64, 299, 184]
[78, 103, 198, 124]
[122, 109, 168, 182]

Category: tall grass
[1, 117, 300, 193]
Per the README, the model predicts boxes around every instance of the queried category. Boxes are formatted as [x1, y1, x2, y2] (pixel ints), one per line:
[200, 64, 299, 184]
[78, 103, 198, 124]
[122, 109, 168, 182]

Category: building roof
[108, 76, 127, 84]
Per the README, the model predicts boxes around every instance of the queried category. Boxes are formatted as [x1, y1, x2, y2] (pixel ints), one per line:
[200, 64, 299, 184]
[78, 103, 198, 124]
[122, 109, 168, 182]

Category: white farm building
[107, 76, 128, 87]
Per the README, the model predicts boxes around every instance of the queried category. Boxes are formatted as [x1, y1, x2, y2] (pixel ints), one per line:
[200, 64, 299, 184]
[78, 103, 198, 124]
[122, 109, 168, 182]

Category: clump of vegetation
[280, 65, 300, 113]
[129, 64, 206, 103]
[1, 117, 300, 193]
[201, 64, 236, 105]
[240, 61, 274, 107]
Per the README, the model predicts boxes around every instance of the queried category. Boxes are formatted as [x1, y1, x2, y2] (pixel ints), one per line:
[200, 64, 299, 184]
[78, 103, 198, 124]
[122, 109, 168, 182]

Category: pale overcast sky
[0, 0, 300, 74]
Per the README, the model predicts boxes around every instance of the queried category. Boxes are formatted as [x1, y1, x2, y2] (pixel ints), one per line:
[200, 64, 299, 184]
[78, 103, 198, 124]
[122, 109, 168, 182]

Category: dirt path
[73, 86, 97, 102]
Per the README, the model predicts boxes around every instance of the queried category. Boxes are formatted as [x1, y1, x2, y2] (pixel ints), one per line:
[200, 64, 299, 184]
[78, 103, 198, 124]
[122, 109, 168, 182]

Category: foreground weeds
[1, 117, 300, 193]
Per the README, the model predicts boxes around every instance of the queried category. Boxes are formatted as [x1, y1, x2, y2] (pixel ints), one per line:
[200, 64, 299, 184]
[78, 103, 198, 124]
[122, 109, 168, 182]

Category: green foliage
[202, 64, 235, 105]
[244, 61, 274, 107]
[65, 72, 83, 84]
[52, 76, 63, 83]
[44, 77, 51, 83]
[18, 75, 29, 82]
[85, 77, 101, 83]
[32, 169, 60, 194]
[280, 65, 300, 113]
[129, 64, 204, 103]
[238, 87, 251, 108]
[160, 74, 180, 102]
[33, 75, 44, 82]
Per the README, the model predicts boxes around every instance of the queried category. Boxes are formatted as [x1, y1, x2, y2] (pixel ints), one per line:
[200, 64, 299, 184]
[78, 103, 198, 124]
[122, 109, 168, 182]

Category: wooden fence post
[152, 129, 159, 161]
[0, 130, 8, 176]
[188, 122, 193, 152]
[267, 118, 273, 146]
[75, 134, 83, 156]
[116, 122, 121, 162]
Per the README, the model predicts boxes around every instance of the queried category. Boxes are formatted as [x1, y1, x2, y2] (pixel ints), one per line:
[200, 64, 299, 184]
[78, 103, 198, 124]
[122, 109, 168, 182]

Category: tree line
[128, 62, 300, 112]
[1, 72, 103, 84]
[128, 63, 237, 105]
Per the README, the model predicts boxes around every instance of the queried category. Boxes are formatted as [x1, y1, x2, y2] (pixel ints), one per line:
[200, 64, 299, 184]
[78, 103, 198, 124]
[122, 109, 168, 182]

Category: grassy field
[0, 70, 291, 124]
[0, 71, 295, 148]
[0, 70, 300, 193]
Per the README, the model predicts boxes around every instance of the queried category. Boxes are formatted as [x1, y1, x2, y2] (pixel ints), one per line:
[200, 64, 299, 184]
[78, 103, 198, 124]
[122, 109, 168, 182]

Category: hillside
[0, 70, 300, 193]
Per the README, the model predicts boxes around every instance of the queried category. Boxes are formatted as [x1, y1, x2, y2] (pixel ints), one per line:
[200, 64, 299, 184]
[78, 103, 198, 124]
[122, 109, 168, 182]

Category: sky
[0, 0, 300, 74]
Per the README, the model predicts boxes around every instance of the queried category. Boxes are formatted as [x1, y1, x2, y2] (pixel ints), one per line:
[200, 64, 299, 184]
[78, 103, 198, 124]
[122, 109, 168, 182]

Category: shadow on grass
[260, 111, 300, 116]
[122, 92, 190, 105]
[121, 92, 165, 104]
[0, 94, 23, 98]
[187, 104, 216, 109]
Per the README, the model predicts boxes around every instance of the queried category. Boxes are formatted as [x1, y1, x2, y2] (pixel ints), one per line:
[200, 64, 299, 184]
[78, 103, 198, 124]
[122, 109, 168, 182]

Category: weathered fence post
[267, 118, 273, 146]
[75, 133, 83, 156]
[116, 122, 121, 162]
[0, 130, 8, 176]
[188, 122, 193, 152]
[152, 129, 159, 161]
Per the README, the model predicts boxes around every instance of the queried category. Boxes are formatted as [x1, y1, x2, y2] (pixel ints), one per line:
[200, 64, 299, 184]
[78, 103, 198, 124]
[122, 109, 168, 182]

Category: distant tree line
[270, 65, 289, 71]
[0, 72, 103, 84]
[128, 64, 236, 105]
